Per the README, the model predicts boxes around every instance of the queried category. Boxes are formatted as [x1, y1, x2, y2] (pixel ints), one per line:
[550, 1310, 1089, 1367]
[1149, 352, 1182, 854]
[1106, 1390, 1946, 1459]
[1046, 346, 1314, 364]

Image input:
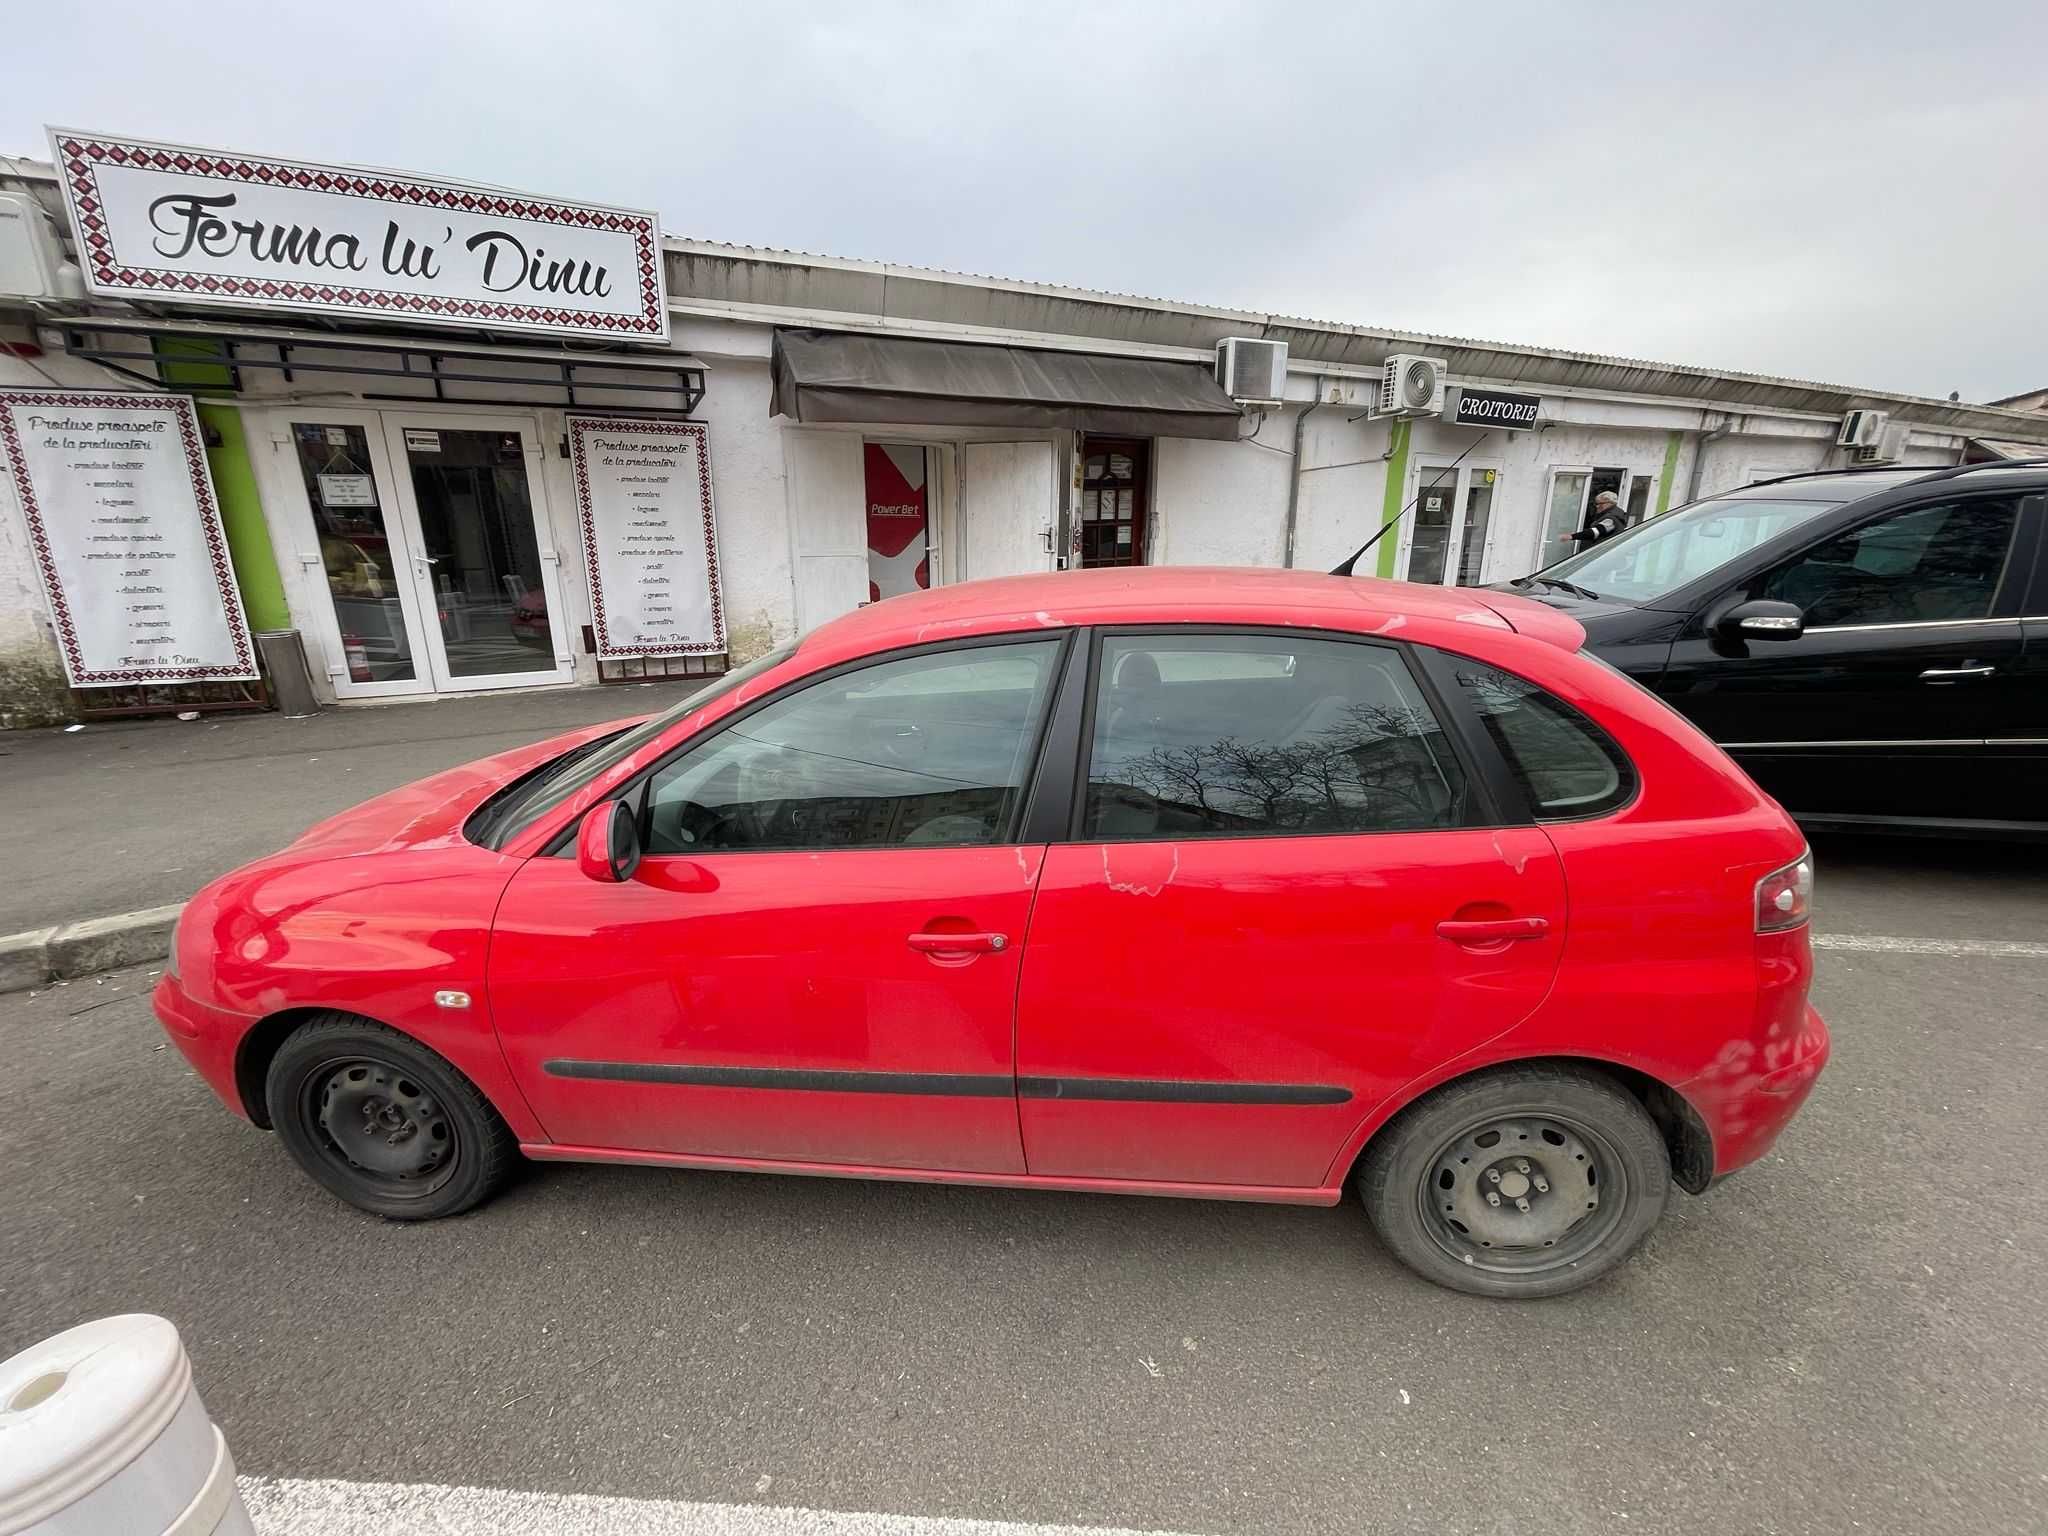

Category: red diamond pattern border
[57, 135, 666, 339]
[0, 389, 258, 686]
[566, 416, 725, 659]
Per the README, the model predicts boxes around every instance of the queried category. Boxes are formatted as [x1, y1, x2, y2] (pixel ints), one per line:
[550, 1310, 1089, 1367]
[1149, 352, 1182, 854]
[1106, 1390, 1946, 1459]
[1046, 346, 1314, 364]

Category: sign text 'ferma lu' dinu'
[49, 129, 668, 342]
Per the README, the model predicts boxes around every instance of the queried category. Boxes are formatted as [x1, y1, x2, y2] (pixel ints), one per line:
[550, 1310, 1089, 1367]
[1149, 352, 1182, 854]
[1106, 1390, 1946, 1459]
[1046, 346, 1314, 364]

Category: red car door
[489, 636, 1069, 1174]
[1014, 631, 1566, 1191]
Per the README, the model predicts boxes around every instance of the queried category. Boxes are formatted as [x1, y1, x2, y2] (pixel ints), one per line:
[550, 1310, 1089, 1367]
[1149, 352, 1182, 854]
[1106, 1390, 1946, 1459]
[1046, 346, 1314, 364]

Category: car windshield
[1530, 496, 1845, 604]
[467, 642, 799, 849]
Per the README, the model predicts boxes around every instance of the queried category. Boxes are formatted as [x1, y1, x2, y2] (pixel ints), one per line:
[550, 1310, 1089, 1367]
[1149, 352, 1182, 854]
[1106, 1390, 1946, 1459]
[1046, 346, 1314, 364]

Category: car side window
[641, 639, 1061, 854]
[1083, 633, 1470, 840]
[1446, 659, 1635, 820]
[1755, 498, 2020, 628]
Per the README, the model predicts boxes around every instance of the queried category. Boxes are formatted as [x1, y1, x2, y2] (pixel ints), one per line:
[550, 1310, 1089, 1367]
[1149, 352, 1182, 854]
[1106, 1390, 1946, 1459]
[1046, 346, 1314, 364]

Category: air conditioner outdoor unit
[1376, 353, 1447, 418]
[1854, 423, 1909, 465]
[1837, 409, 1890, 450]
[0, 192, 86, 304]
[1214, 337, 1287, 404]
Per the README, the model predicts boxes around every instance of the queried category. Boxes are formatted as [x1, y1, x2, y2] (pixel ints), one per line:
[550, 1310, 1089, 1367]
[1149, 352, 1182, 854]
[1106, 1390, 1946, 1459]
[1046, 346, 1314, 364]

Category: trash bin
[0, 1314, 253, 1536]
[253, 629, 320, 719]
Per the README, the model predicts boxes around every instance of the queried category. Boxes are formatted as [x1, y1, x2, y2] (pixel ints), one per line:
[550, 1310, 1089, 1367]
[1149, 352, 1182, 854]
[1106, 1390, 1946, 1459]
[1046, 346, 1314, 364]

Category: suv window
[1755, 498, 2020, 627]
[642, 639, 1061, 854]
[1084, 634, 1470, 839]
[1446, 660, 1635, 819]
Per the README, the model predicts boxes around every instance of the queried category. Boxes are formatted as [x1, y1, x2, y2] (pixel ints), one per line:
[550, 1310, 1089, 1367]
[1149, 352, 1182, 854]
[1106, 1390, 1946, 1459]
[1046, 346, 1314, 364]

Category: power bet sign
[49, 129, 668, 342]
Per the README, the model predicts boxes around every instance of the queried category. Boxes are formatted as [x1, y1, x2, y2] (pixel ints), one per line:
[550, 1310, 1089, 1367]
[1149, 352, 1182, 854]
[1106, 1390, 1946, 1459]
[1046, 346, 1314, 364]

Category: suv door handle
[907, 931, 1008, 955]
[1436, 916, 1551, 945]
[1919, 665, 1995, 681]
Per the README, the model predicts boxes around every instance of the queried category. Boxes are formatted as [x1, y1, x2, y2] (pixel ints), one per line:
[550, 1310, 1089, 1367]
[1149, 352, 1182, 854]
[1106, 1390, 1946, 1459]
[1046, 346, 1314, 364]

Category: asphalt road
[2, 837, 2045, 1535]
[0, 685, 690, 934]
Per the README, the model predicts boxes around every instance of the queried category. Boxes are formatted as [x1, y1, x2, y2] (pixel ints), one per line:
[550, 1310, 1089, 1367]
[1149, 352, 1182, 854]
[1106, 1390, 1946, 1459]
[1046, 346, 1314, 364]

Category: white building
[6, 133, 2047, 721]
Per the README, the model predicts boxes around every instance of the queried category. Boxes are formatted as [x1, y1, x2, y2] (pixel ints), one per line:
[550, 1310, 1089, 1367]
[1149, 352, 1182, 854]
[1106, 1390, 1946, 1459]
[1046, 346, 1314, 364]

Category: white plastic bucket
[0, 1315, 253, 1536]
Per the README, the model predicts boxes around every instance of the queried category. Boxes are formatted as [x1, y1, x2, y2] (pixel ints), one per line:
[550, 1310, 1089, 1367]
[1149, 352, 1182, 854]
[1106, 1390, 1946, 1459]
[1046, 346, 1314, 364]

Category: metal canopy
[770, 328, 1243, 439]
[54, 315, 706, 418]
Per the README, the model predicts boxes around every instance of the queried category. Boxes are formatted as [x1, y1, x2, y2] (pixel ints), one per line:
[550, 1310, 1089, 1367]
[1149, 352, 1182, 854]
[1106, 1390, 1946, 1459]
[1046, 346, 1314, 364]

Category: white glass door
[275, 412, 440, 700]
[1403, 459, 1503, 587]
[1539, 467, 1593, 569]
[377, 414, 574, 692]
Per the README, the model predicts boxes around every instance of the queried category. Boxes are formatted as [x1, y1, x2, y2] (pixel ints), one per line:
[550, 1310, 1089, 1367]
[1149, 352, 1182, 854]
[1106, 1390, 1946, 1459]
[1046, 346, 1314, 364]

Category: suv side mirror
[577, 799, 642, 883]
[1717, 598, 1805, 643]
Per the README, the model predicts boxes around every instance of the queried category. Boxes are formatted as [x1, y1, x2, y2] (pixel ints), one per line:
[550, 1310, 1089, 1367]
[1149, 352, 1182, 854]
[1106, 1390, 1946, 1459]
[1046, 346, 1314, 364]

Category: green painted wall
[1374, 420, 1412, 578]
[196, 403, 291, 633]
[1656, 430, 1682, 515]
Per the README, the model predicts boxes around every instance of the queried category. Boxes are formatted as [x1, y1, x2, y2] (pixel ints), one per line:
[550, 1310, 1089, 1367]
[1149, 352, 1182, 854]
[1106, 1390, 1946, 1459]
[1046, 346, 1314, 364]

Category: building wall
[1152, 424, 1297, 567]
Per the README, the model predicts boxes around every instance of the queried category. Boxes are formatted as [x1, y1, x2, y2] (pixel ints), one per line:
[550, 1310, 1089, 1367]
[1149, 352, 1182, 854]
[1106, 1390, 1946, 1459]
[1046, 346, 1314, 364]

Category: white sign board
[0, 389, 256, 686]
[316, 472, 376, 507]
[50, 128, 668, 343]
[568, 417, 724, 658]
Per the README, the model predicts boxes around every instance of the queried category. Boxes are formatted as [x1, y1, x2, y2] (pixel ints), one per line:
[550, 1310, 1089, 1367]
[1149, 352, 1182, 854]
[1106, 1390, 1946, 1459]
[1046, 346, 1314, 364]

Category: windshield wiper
[1529, 575, 1600, 601]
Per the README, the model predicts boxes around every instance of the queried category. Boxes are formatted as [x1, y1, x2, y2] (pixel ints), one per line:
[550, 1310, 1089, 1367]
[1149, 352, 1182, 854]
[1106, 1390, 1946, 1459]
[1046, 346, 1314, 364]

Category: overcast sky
[6, 1, 2044, 401]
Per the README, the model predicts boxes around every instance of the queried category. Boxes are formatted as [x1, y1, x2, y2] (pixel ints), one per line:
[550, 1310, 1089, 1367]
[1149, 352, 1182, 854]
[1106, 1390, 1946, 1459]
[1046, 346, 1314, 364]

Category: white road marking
[1813, 934, 2048, 959]
[237, 1478, 1191, 1536]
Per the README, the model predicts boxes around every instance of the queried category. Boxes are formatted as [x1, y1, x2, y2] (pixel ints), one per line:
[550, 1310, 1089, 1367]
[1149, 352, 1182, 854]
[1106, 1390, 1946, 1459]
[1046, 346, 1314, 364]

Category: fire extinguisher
[343, 633, 371, 683]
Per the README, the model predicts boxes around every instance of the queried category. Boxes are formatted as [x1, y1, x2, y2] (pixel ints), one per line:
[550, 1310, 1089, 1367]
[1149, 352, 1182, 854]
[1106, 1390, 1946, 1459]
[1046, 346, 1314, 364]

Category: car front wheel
[266, 1014, 518, 1220]
[1357, 1065, 1670, 1298]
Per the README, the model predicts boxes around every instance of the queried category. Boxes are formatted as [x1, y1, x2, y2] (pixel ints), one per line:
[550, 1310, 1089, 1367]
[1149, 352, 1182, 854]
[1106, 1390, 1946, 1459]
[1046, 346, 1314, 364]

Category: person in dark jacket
[1569, 491, 1628, 549]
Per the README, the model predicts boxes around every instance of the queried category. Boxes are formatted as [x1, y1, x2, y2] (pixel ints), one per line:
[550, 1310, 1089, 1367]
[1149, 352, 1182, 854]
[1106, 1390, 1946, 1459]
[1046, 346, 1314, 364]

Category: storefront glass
[398, 427, 555, 678]
[864, 443, 930, 601]
[290, 424, 416, 685]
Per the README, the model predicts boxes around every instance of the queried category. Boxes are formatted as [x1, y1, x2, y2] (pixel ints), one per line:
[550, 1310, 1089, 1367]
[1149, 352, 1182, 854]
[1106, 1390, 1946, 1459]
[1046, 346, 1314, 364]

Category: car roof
[798, 566, 1585, 658]
[1719, 469, 1928, 501]
[1723, 461, 2048, 501]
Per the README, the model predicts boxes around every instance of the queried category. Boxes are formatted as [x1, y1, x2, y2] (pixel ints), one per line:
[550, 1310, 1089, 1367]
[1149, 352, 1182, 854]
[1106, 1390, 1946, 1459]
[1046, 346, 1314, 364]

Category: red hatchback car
[155, 568, 1828, 1298]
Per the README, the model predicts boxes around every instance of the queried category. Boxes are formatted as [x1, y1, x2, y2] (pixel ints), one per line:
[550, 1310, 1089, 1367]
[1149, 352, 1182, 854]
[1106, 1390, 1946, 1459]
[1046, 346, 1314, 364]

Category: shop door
[275, 412, 442, 699]
[1536, 466, 1631, 570]
[959, 441, 1056, 580]
[1403, 460, 1503, 587]
[376, 414, 574, 692]
[277, 411, 572, 696]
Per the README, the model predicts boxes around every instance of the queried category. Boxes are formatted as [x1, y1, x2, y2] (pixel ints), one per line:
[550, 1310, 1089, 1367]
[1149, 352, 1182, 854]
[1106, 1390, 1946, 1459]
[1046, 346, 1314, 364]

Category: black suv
[1498, 462, 2048, 837]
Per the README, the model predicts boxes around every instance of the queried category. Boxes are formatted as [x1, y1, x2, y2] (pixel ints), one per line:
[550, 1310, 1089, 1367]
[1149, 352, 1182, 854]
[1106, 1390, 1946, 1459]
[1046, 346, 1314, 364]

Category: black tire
[1357, 1065, 1669, 1299]
[265, 1014, 518, 1220]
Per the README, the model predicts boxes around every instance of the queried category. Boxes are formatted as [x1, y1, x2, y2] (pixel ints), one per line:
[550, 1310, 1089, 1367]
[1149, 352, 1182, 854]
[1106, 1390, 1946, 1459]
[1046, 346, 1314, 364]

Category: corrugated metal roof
[666, 237, 2048, 440]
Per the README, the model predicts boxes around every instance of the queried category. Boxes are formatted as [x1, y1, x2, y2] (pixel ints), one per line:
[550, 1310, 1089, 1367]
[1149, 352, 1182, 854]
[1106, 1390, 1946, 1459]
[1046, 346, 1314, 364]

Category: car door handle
[907, 931, 1009, 955]
[1436, 917, 1551, 945]
[1919, 665, 1995, 681]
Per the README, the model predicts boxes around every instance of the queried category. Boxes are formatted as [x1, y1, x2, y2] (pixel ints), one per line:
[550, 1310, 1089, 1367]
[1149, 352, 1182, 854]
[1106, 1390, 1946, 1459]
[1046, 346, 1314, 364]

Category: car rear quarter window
[1446, 659, 1636, 820]
[1083, 633, 1471, 839]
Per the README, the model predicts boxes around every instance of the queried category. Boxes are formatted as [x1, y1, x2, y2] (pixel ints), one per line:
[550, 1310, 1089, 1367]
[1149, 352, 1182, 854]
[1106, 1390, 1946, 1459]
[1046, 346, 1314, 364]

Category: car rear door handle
[1436, 917, 1551, 945]
[907, 931, 1008, 955]
[1919, 665, 1996, 682]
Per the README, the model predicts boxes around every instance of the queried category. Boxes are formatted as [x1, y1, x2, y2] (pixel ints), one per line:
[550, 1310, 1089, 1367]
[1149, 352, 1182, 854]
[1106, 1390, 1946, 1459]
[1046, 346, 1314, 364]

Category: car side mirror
[1717, 599, 1805, 643]
[576, 799, 642, 884]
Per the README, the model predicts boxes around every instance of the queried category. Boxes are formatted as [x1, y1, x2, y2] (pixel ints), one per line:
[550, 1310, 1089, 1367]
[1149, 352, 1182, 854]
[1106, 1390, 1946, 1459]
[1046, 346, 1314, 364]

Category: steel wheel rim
[305, 1055, 460, 1199]
[1415, 1109, 1629, 1276]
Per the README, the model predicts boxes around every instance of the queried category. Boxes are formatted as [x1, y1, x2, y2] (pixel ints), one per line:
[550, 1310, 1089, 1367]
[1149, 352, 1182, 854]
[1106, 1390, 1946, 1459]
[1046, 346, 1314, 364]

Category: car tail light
[1755, 852, 1814, 933]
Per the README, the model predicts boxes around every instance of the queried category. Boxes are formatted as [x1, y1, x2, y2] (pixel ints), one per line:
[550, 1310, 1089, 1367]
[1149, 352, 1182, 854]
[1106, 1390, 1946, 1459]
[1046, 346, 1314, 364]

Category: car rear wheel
[266, 1015, 518, 1220]
[1357, 1065, 1669, 1298]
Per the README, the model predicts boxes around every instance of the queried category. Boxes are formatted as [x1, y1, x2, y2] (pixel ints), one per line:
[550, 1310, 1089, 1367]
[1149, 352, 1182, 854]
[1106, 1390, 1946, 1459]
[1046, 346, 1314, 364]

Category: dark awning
[771, 329, 1244, 440]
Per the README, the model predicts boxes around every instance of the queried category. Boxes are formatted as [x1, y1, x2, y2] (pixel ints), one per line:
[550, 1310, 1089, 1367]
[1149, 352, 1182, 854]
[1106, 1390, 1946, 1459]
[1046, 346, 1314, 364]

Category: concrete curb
[0, 903, 182, 994]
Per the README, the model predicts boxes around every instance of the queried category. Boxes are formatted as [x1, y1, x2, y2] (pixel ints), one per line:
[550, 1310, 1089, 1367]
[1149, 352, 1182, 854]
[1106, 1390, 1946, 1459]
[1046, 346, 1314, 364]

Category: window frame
[1744, 491, 2031, 633]
[544, 628, 1080, 858]
[1060, 624, 1513, 845]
